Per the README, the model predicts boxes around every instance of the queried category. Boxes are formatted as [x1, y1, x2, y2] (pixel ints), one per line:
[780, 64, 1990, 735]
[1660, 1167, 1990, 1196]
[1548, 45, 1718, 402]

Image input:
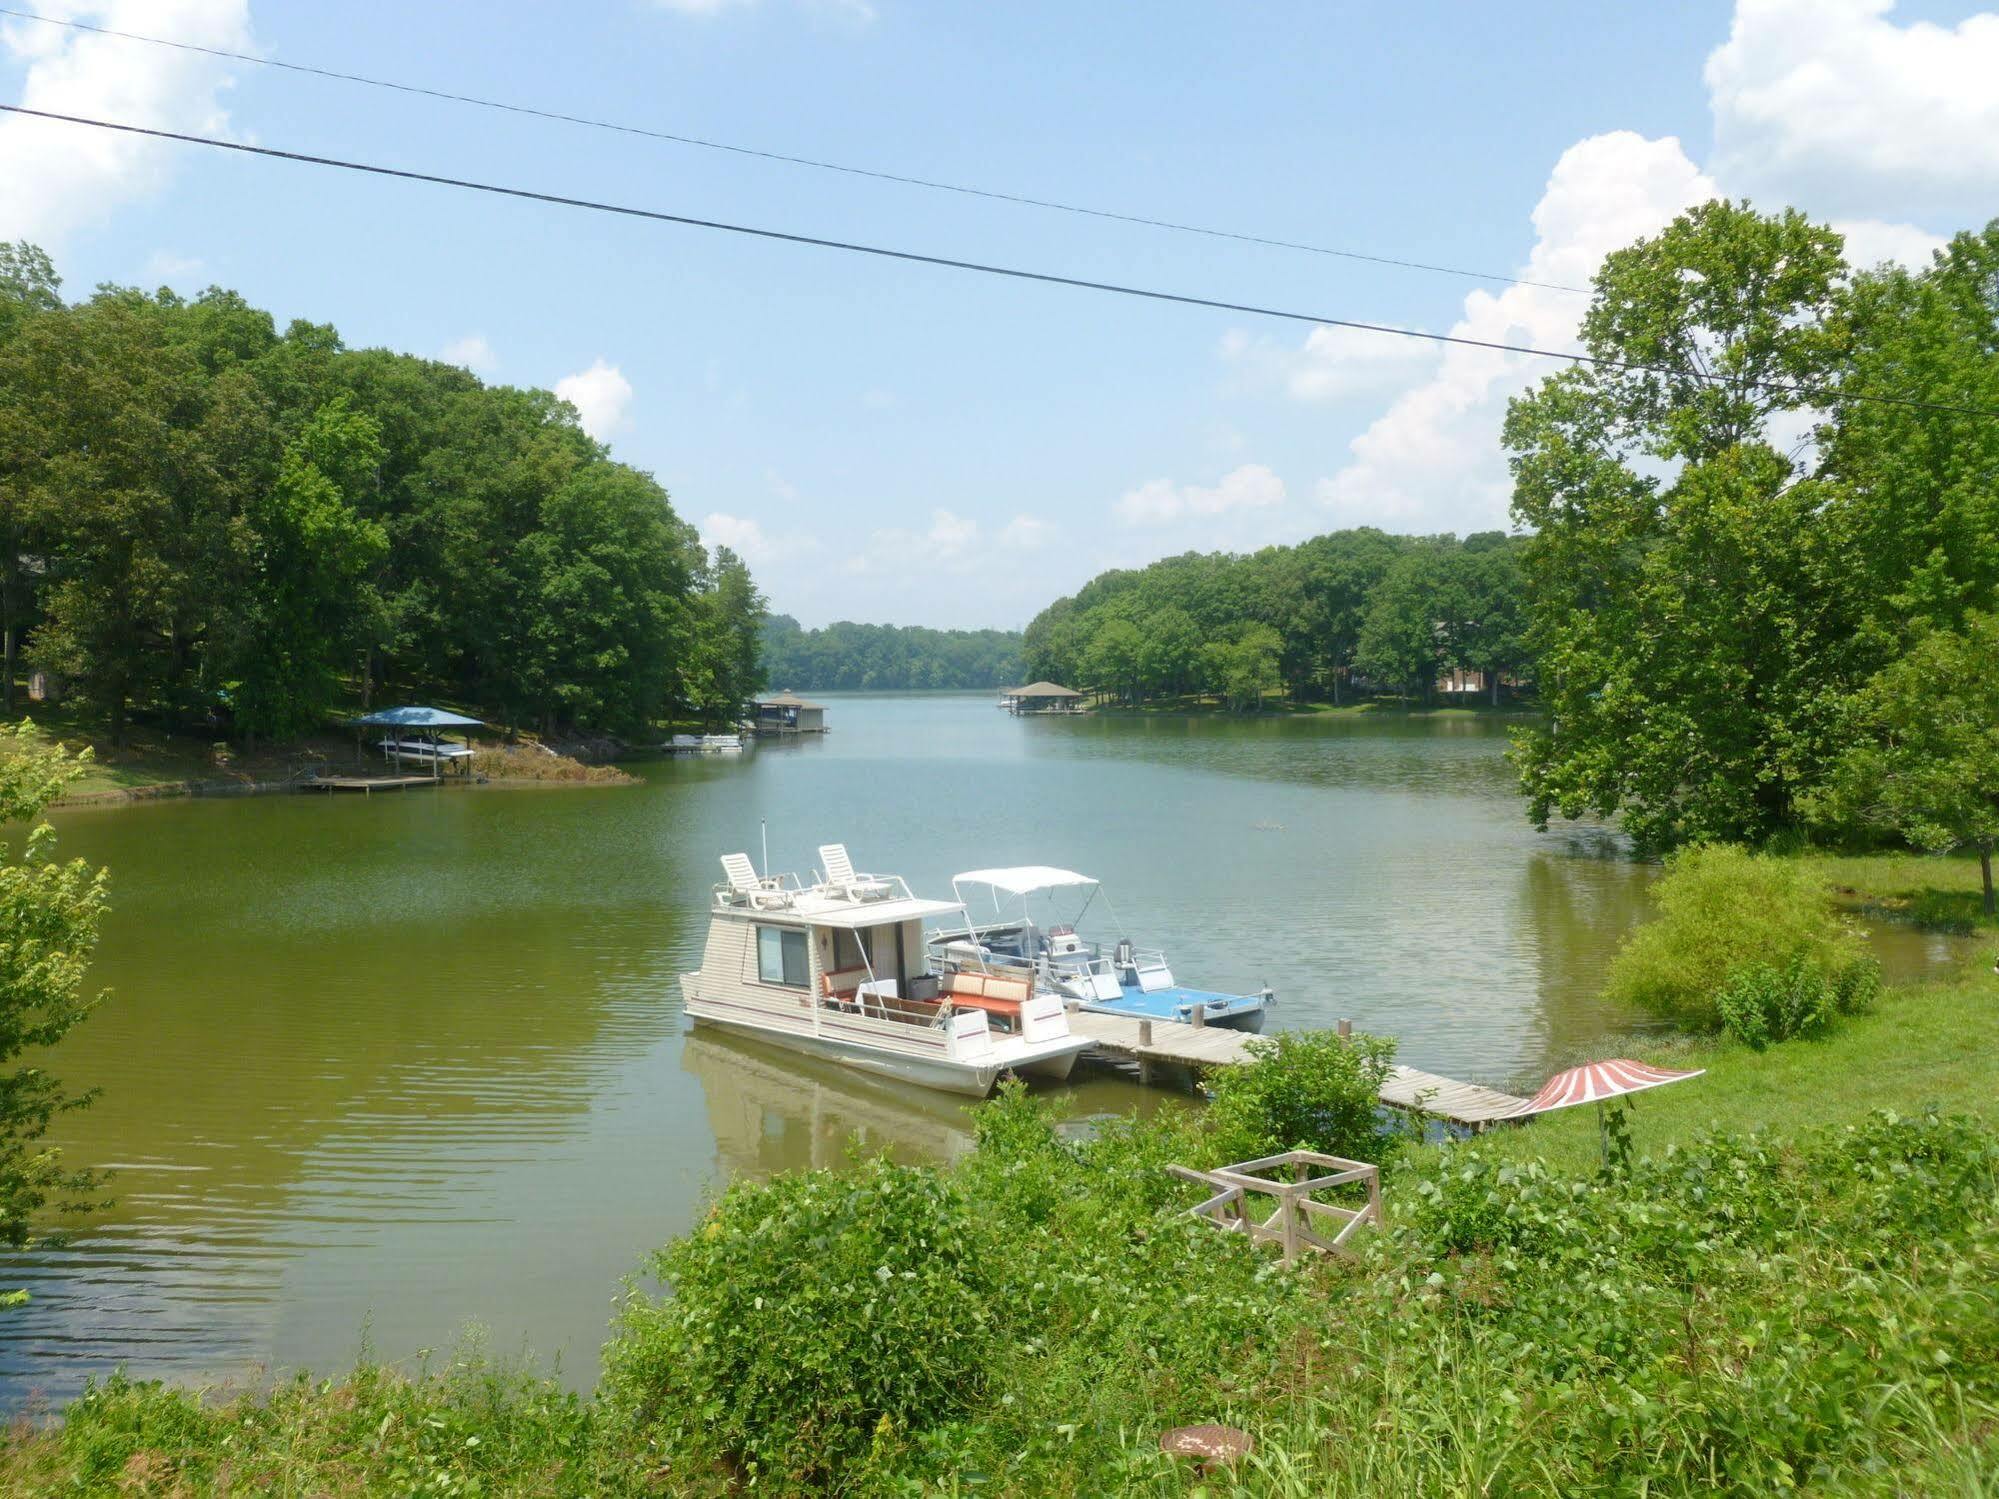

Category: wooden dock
[1065, 1012, 1529, 1130]
[299, 774, 439, 794]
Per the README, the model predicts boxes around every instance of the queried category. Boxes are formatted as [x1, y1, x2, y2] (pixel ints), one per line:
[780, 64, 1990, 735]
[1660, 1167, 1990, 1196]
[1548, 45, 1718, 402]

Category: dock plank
[1066, 1013, 1528, 1128]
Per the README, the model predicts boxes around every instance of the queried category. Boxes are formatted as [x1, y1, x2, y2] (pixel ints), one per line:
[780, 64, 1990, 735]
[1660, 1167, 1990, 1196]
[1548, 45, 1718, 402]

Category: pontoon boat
[931, 866, 1272, 1031]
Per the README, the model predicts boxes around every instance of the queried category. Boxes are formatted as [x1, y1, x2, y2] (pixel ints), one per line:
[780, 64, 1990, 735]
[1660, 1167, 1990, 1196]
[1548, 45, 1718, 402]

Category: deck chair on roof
[720, 852, 791, 908]
[817, 843, 892, 900]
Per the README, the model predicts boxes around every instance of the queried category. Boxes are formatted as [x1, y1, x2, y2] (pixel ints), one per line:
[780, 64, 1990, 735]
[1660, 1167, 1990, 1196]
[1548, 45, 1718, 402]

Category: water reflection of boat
[681, 1029, 976, 1175]
[931, 866, 1272, 1031]
[680, 844, 1092, 1096]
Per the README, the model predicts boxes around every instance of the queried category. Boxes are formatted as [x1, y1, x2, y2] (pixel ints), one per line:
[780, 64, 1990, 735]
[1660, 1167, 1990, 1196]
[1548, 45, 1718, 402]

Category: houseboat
[931, 866, 1272, 1031]
[680, 844, 1091, 1097]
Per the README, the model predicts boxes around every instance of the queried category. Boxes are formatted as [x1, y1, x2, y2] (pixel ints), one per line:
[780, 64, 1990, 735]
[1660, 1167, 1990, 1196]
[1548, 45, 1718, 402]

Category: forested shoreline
[1023, 529, 1529, 709]
[1022, 206, 1999, 885]
[760, 615, 1022, 691]
[0, 244, 765, 746]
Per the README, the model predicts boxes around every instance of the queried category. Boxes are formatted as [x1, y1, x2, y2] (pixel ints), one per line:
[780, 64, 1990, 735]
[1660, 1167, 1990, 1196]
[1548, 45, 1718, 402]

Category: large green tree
[0, 244, 64, 715]
[232, 398, 388, 741]
[1355, 547, 1450, 699]
[1506, 201, 1856, 852]
[687, 545, 767, 728]
[0, 726, 109, 1274]
[1809, 616, 1999, 915]
[1824, 222, 1999, 649]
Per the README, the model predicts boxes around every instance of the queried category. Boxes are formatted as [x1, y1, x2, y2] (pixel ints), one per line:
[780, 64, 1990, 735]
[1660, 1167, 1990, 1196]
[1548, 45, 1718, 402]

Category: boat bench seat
[821, 967, 870, 998]
[941, 970, 1032, 1015]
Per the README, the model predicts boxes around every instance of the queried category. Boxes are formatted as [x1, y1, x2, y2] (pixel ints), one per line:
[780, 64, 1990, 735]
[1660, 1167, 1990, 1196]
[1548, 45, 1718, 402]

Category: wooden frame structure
[1167, 1150, 1381, 1263]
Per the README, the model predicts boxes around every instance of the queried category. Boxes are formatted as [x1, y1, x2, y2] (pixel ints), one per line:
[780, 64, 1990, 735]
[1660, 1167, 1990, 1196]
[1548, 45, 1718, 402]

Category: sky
[4, 1, 1998, 630]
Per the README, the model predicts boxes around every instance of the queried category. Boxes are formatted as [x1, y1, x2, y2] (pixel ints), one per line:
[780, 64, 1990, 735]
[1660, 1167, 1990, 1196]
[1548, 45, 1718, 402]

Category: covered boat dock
[747, 691, 827, 735]
[350, 706, 485, 778]
[1000, 681, 1085, 715]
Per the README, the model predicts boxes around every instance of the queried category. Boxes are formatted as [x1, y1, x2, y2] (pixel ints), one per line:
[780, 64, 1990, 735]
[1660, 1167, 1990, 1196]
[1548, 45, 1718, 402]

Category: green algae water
[1, 694, 1965, 1402]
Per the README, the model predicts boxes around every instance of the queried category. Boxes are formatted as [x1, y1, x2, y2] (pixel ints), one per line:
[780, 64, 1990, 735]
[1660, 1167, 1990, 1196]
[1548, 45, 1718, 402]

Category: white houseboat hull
[683, 1004, 997, 1096]
[681, 977, 1083, 1098]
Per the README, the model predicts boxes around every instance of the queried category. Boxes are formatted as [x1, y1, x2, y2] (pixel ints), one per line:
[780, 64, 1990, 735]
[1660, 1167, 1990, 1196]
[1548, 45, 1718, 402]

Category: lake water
[0, 693, 1962, 1403]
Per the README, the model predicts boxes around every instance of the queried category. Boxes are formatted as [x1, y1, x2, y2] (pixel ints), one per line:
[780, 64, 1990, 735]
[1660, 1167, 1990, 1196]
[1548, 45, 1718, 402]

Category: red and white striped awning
[1503, 1059, 1704, 1120]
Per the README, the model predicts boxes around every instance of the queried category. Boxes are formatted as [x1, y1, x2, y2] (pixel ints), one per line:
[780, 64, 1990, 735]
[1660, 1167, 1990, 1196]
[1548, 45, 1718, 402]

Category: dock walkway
[1066, 1012, 1528, 1130]
[300, 774, 439, 794]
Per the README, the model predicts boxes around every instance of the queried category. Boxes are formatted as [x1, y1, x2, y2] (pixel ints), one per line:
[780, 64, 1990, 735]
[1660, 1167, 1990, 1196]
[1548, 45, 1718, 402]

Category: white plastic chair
[720, 852, 790, 908]
[818, 843, 891, 900]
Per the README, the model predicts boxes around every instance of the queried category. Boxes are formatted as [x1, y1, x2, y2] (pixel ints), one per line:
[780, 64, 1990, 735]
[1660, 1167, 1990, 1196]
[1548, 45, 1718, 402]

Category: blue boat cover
[352, 705, 486, 728]
[1080, 984, 1264, 1022]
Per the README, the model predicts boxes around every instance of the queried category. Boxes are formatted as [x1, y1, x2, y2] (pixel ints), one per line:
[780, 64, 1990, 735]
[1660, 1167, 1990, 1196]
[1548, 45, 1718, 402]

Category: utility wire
[0, 3, 1591, 296]
[6, 106, 1993, 420]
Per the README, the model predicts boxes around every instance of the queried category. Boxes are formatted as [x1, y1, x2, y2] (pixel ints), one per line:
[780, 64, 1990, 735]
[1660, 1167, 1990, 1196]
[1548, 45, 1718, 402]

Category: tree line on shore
[0, 244, 766, 744]
[1021, 528, 1529, 709]
[759, 615, 1023, 691]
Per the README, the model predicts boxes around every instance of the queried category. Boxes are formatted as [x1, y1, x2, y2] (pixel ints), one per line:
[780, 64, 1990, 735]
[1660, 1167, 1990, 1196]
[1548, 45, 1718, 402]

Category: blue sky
[5, 1, 1996, 628]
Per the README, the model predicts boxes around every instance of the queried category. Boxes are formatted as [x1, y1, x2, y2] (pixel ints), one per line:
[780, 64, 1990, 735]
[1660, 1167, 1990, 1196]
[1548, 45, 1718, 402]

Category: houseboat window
[757, 925, 809, 987]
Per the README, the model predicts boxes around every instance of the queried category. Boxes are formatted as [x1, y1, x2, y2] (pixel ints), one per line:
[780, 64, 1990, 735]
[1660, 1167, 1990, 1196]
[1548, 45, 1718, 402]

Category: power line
[5, 106, 1992, 421]
[0, 3, 1591, 296]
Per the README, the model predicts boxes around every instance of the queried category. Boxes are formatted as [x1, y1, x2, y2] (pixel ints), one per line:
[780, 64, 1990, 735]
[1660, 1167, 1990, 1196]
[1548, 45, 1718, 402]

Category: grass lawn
[1475, 966, 1997, 1174]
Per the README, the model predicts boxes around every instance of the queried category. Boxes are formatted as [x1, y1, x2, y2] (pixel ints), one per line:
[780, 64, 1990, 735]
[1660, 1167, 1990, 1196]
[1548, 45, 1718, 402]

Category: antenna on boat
[760, 818, 769, 879]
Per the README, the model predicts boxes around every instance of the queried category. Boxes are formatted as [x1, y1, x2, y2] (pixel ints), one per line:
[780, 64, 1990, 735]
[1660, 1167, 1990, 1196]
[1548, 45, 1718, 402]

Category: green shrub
[6, 1355, 612, 1498]
[1605, 844, 1878, 1032]
[1714, 956, 1834, 1047]
[598, 1155, 996, 1489]
[1204, 1027, 1402, 1164]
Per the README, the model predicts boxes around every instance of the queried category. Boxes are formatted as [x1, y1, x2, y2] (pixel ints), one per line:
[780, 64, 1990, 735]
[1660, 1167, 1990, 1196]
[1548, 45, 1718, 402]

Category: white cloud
[861, 387, 897, 410]
[0, 1, 254, 248]
[440, 334, 499, 375]
[843, 507, 1045, 577]
[1221, 323, 1438, 404]
[926, 508, 978, 558]
[143, 249, 204, 284]
[999, 514, 1052, 550]
[1313, 132, 1716, 532]
[554, 359, 634, 440]
[699, 511, 816, 565]
[1832, 217, 1947, 272]
[650, 0, 753, 14]
[1706, 0, 1999, 222]
[1115, 463, 1286, 527]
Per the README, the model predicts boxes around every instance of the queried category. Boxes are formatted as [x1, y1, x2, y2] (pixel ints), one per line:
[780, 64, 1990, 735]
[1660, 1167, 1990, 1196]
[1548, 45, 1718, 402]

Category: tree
[1809, 616, 1999, 915]
[19, 293, 232, 743]
[1506, 201, 1856, 852]
[1136, 606, 1200, 700]
[1295, 528, 1404, 703]
[1081, 617, 1143, 704]
[1355, 548, 1448, 699]
[1825, 221, 1999, 651]
[231, 398, 389, 741]
[0, 725, 109, 1277]
[689, 545, 766, 728]
[1214, 625, 1282, 711]
[1436, 539, 1529, 705]
[0, 244, 63, 715]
